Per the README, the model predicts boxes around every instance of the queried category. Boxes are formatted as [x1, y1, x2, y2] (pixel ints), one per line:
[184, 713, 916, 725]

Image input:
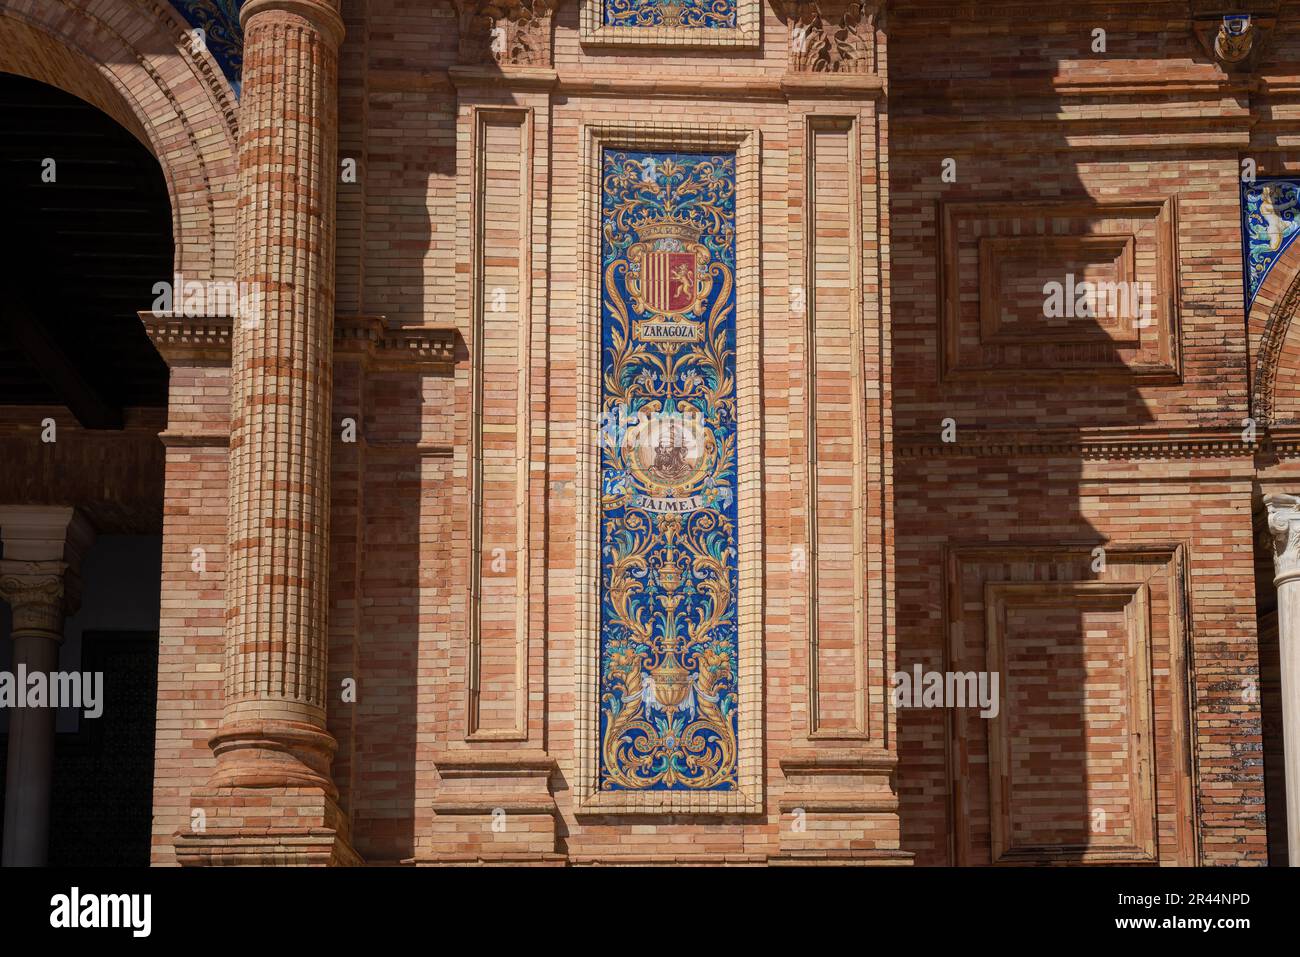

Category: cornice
[1258, 427, 1300, 459]
[893, 73, 1253, 104]
[447, 64, 558, 90]
[889, 2, 1190, 28]
[781, 72, 886, 99]
[140, 311, 234, 367]
[780, 748, 898, 772]
[377, 65, 1278, 108]
[430, 750, 558, 817]
[892, 116, 1251, 153]
[432, 750, 559, 775]
[333, 315, 460, 369]
[141, 313, 460, 370]
[896, 428, 1256, 460]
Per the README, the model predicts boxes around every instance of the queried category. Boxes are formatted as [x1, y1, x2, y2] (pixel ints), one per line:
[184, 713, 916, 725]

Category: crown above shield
[636, 214, 704, 245]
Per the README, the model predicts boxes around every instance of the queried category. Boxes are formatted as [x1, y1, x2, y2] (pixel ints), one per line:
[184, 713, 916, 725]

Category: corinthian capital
[1266, 494, 1300, 582]
[0, 560, 71, 636]
[453, 0, 558, 68]
[776, 0, 879, 74]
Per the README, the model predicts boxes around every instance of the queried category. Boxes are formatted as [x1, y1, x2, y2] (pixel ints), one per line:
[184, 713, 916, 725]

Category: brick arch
[1250, 234, 1300, 426]
[0, 0, 239, 282]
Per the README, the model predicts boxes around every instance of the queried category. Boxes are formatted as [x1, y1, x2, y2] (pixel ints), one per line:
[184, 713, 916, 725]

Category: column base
[776, 748, 911, 865]
[174, 786, 360, 867]
[768, 849, 914, 866]
[420, 751, 560, 864]
[207, 720, 339, 800]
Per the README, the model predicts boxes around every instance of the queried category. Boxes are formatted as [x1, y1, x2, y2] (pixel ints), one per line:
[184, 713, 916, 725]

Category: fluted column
[211, 0, 345, 795]
[1265, 493, 1300, 866]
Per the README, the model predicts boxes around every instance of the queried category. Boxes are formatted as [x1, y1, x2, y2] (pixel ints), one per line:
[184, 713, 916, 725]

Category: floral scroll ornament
[599, 151, 739, 791]
[777, 0, 878, 73]
[603, 0, 738, 30]
[453, 0, 557, 67]
[170, 0, 244, 93]
[1242, 180, 1300, 310]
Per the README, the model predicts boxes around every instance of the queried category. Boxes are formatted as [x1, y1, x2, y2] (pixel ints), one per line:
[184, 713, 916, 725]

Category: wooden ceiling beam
[0, 291, 124, 430]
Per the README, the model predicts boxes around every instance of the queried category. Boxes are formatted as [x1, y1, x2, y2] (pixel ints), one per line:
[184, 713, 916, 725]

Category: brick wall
[889, 4, 1265, 865]
[1, 0, 1286, 865]
[318, 0, 1274, 864]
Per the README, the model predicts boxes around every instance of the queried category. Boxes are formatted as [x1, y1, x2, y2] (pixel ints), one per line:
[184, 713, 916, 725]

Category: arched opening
[1243, 190, 1300, 866]
[0, 74, 171, 420]
[0, 71, 172, 866]
[0, 0, 240, 867]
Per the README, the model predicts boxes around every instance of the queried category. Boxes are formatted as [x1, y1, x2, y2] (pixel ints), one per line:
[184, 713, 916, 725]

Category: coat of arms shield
[626, 215, 714, 319]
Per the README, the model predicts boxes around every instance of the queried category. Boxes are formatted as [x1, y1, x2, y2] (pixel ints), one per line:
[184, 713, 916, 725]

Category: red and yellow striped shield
[640, 249, 697, 315]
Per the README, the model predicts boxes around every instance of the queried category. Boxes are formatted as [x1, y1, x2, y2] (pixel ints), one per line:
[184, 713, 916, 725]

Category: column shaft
[212, 0, 345, 794]
[1265, 493, 1300, 866]
[0, 564, 67, 867]
[1277, 577, 1300, 865]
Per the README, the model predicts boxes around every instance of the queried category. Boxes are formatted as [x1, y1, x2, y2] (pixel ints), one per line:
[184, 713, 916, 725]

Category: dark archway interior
[0, 72, 169, 866]
[0, 72, 171, 426]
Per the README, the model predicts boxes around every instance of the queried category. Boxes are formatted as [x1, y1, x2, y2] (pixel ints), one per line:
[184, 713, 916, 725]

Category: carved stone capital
[453, 0, 558, 68]
[0, 560, 71, 636]
[1266, 494, 1300, 583]
[776, 0, 879, 74]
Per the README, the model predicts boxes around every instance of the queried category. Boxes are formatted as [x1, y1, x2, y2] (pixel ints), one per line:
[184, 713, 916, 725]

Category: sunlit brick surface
[2, 0, 1291, 866]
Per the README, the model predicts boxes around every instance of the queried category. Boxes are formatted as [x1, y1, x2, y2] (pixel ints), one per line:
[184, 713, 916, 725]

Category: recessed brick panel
[940, 199, 1179, 380]
[946, 546, 1197, 866]
[978, 234, 1139, 345]
[987, 582, 1155, 864]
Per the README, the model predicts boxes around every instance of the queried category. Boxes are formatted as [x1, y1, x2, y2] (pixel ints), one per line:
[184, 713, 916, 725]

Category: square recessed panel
[978, 235, 1139, 346]
[940, 199, 1180, 381]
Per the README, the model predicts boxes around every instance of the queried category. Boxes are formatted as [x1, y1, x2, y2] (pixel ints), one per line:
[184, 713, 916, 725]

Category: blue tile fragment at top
[171, 0, 243, 97]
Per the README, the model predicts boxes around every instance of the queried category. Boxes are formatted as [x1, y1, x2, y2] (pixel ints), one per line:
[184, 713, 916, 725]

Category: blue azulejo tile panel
[598, 150, 740, 792]
[171, 0, 243, 96]
[1243, 177, 1300, 312]
[604, 0, 739, 30]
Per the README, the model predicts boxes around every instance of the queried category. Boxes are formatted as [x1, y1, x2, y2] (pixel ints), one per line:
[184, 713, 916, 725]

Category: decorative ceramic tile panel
[604, 0, 738, 29]
[597, 149, 740, 791]
[171, 0, 244, 95]
[580, 0, 760, 48]
[1242, 177, 1300, 311]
